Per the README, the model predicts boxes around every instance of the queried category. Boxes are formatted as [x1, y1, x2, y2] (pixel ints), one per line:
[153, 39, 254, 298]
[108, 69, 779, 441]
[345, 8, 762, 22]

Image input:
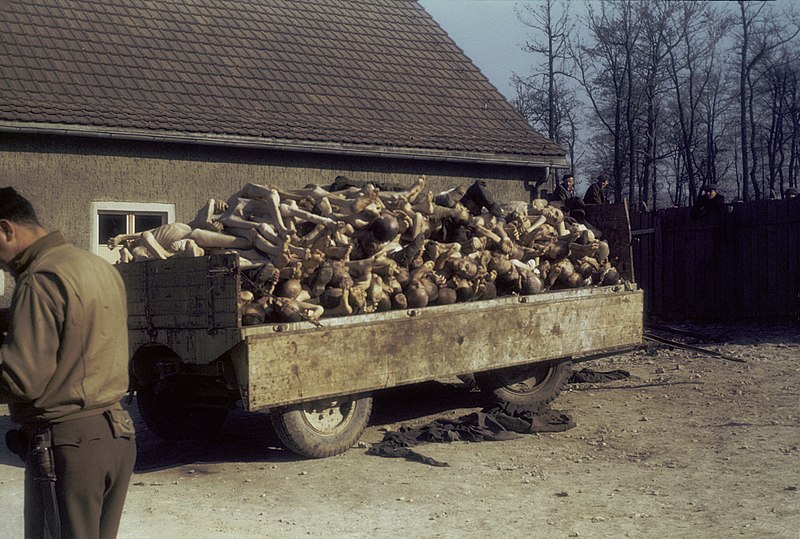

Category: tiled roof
[0, 0, 566, 164]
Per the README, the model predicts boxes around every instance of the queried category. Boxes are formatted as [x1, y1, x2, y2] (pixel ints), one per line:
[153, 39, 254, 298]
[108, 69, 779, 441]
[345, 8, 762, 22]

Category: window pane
[98, 214, 127, 244]
[134, 214, 165, 233]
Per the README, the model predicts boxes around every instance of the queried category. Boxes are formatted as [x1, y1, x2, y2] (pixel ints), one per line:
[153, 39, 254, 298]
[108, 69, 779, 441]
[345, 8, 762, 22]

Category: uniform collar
[10, 231, 66, 277]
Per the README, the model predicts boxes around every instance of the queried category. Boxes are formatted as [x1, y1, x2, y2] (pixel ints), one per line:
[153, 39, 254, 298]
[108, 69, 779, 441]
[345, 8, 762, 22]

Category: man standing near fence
[690, 184, 727, 220]
[549, 173, 576, 202]
[0, 187, 135, 539]
[583, 174, 610, 205]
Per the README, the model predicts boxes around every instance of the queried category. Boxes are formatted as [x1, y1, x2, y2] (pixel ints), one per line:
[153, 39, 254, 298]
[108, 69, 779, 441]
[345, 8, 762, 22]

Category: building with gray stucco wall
[0, 0, 566, 298]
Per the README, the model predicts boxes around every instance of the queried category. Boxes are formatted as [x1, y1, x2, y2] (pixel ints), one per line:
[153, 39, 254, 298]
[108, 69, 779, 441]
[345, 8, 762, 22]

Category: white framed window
[90, 202, 175, 264]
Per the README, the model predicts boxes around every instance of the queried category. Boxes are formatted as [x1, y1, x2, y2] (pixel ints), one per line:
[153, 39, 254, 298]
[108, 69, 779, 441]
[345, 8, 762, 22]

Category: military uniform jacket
[0, 231, 130, 426]
[549, 184, 573, 202]
[584, 183, 607, 205]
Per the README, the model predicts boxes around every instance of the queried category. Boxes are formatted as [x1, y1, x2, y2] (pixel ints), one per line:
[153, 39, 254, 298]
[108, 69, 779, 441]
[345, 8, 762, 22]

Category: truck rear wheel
[270, 394, 372, 458]
[474, 359, 573, 408]
[137, 377, 232, 440]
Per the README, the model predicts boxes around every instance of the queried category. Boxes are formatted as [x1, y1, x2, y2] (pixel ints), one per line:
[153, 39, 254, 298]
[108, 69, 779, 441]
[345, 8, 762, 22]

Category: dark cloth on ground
[568, 368, 631, 384]
[366, 404, 575, 466]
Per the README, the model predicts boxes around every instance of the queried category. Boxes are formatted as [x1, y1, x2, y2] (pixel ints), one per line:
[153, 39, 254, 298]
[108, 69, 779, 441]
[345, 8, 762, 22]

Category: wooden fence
[629, 198, 800, 321]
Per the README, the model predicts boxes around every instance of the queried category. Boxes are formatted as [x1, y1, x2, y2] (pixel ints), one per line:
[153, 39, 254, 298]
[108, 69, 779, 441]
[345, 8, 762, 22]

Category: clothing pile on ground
[366, 402, 576, 467]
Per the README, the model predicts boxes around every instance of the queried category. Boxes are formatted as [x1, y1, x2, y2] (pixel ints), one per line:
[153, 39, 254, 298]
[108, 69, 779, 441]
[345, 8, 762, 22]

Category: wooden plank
[653, 210, 665, 319]
[128, 309, 237, 330]
[719, 208, 736, 320]
[766, 201, 780, 316]
[630, 210, 655, 315]
[741, 202, 761, 317]
[735, 204, 756, 318]
[661, 207, 728, 320]
[754, 201, 770, 318]
[731, 204, 745, 319]
[127, 328, 242, 366]
[665, 209, 685, 319]
[584, 202, 635, 283]
[117, 254, 239, 331]
[644, 212, 655, 314]
[788, 199, 800, 320]
[235, 287, 644, 410]
[644, 199, 799, 321]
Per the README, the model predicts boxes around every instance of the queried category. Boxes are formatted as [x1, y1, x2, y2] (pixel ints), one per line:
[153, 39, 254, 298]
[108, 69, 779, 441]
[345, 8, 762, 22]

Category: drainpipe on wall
[525, 166, 554, 201]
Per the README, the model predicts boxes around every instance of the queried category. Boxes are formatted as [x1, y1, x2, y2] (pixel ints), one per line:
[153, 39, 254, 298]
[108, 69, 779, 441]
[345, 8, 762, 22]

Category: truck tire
[474, 359, 573, 408]
[137, 377, 231, 440]
[270, 394, 372, 458]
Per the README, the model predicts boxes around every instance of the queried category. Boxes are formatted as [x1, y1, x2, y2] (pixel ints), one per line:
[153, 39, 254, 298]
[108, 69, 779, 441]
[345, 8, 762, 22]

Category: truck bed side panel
[235, 287, 643, 410]
[117, 254, 241, 363]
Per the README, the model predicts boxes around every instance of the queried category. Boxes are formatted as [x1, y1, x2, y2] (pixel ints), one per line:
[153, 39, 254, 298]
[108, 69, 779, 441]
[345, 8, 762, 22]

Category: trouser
[23, 409, 137, 539]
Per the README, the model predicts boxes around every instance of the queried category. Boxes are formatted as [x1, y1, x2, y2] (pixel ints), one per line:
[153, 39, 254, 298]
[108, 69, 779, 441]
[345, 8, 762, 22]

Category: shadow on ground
[0, 415, 24, 468]
[132, 380, 485, 472]
[645, 320, 800, 346]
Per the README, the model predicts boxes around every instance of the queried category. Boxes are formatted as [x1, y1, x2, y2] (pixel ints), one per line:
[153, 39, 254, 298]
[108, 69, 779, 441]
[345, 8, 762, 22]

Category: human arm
[0, 274, 63, 403]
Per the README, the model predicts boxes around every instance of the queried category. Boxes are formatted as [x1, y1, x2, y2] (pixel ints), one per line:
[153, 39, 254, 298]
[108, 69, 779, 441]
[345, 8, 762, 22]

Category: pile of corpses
[110, 177, 621, 325]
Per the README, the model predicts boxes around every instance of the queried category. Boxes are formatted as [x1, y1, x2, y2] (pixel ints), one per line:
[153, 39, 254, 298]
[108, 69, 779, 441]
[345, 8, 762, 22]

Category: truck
[116, 203, 643, 458]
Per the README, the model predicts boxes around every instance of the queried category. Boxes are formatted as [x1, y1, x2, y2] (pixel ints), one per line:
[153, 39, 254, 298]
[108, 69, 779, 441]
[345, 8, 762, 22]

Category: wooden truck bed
[118, 254, 643, 411]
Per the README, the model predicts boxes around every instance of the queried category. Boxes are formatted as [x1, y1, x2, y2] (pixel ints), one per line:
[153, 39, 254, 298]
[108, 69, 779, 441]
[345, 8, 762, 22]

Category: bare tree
[513, 75, 582, 170]
[572, 0, 639, 203]
[514, 0, 573, 140]
[515, 0, 798, 209]
[747, 38, 800, 199]
[735, 0, 799, 200]
[635, 1, 682, 211]
[512, 0, 580, 184]
[664, 1, 731, 204]
[786, 55, 800, 192]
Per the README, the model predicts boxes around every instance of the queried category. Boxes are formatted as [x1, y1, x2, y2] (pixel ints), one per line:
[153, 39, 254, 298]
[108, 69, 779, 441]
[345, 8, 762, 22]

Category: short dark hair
[0, 187, 41, 226]
[597, 174, 610, 184]
[562, 173, 574, 183]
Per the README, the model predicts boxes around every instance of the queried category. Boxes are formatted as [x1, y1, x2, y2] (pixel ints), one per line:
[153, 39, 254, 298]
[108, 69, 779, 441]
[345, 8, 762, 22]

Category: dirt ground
[1, 322, 798, 538]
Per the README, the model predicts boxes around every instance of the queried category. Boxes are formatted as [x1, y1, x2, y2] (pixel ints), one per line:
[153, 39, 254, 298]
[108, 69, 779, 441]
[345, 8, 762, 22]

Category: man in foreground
[0, 187, 135, 539]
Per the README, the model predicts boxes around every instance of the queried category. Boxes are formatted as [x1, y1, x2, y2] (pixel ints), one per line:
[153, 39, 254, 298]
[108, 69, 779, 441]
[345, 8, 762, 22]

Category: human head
[368, 214, 400, 242]
[597, 174, 610, 188]
[786, 187, 799, 199]
[0, 187, 41, 226]
[0, 187, 45, 270]
[561, 174, 575, 189]
[701, 184, 718, 199]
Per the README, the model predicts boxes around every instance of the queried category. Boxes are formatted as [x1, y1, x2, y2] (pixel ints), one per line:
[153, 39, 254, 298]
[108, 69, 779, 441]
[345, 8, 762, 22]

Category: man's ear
[0, 220, 14, 241]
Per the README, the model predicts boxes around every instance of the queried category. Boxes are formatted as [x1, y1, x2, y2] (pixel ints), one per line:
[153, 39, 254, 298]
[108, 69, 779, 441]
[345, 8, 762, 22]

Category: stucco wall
[1, 133, 549, 299]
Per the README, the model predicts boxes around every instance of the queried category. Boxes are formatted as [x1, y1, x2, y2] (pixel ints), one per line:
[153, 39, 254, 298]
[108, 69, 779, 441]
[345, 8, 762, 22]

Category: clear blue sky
[418, 0, 544, 100]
